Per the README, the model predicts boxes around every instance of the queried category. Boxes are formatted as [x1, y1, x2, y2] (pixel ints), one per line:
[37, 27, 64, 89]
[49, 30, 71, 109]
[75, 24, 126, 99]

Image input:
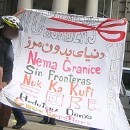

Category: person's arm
[14, 8, 26, 17]
[0, 67, 3, 91]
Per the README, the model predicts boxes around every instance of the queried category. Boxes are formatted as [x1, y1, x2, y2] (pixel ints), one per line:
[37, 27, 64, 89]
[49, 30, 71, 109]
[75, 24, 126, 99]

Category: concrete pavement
[4, 112, 89, 130]
[5, 120, 88, 130]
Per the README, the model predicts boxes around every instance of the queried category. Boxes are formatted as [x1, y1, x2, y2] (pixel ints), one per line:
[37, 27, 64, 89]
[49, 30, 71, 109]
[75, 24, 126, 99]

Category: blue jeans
[12, 108, 26, 123]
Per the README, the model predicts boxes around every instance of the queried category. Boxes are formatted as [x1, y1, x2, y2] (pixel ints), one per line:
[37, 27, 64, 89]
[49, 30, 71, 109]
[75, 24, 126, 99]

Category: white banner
[1, 9, 130, 130]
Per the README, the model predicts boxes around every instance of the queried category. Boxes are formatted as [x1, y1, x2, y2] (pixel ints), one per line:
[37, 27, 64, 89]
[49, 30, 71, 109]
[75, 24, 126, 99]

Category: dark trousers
[43, 116, 55, 122]
[12, 108, 26, 123]
[0, 103, 11, 127]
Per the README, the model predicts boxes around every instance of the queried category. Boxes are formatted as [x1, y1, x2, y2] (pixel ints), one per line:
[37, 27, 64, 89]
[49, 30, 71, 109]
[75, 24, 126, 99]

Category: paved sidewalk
[5, 119, 89, 130]
[4, 113, 89, 130]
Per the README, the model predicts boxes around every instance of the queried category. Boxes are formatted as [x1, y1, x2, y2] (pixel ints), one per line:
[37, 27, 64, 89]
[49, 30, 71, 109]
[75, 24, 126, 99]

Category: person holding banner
[0, 9, 24, 130]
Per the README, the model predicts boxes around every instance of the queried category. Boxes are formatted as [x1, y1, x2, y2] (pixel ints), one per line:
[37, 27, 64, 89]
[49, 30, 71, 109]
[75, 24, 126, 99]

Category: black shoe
[12, 121, 27, 129]
[48, 118, 56, 125]
[39, 119, 48, 124]
[0, 126, 3, 130]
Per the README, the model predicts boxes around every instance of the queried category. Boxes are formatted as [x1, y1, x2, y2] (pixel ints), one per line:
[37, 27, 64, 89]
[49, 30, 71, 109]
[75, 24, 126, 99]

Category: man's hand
[0, 82, 8, 91]
[14, 7, 26, 17]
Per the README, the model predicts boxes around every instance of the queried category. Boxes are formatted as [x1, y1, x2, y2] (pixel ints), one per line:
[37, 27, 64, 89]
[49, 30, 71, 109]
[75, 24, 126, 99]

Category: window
[98, 0, 112, 18]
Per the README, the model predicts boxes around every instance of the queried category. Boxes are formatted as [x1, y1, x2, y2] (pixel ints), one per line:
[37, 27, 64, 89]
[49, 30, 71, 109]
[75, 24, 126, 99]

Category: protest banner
[0, 9, 130, 130]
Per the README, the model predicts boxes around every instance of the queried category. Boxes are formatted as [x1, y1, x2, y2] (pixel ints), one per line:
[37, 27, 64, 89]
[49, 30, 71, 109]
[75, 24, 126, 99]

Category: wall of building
[33, 0, 52, 11]
[33, 0, 110, 16]
[117, 0, 130, 67]
[69, 0, 86, 15]
[0, 0, 17, 16]
[33, 0, 86, 15]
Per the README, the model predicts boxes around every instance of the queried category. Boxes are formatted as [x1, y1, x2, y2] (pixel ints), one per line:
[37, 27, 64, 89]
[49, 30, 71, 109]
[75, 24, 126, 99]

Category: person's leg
[48, 118, 56, 125]
[0, 103, 12, 130]
[12, 108, 27, 129]
[12, 108, 26, 123]
[39, 116, 48, 124]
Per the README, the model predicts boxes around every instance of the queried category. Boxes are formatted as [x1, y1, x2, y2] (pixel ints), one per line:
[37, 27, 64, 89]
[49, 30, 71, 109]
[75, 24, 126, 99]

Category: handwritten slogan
[1, 10, 130, 130]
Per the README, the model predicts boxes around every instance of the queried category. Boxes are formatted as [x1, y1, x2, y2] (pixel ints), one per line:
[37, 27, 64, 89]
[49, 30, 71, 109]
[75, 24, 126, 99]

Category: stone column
[17, 0, 33, 10]
[85, 0, 98, 17]
[52, 0, 69, 13]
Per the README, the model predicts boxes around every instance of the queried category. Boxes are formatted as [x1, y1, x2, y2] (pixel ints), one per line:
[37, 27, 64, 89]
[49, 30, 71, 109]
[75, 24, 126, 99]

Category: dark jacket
[0, 29, 14, 83]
